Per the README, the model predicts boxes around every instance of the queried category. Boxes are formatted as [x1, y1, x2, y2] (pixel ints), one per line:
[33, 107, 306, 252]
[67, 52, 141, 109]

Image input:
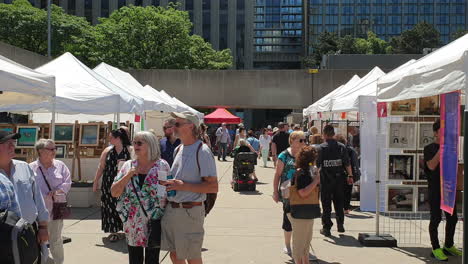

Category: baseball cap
[171, 111, 200, 127]
[273, 127, 279, 133]
[0, 131, 21, 144]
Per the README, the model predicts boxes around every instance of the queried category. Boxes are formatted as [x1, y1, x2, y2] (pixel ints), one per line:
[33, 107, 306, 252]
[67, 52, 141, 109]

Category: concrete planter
[69, 183, 100, 208]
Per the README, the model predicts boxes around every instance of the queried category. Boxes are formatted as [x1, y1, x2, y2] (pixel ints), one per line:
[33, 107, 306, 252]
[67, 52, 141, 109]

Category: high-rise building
[19, 0, 254, 69]
[306, 0, 468, 54]
[253, 0, 304, 69]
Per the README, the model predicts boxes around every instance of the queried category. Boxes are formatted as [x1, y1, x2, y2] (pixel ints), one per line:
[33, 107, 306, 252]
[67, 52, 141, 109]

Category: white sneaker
[283, 247, 292, 256]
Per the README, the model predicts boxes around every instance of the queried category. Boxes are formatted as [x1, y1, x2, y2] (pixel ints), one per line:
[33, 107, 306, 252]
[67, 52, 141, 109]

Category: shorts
[161, 205, 205, 260]
[282, 202, 292, 232]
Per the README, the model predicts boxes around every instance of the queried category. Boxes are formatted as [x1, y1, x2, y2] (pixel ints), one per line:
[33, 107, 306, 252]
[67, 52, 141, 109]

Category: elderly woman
[111, 131, 170, 264]
[93, 127, 132, 242]
[30, 139, 72, 264]
[272, 131, 306, 256]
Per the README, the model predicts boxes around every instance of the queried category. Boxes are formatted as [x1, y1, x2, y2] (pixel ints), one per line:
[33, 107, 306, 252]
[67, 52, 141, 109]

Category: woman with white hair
[111, 131, 170, 264]
[30, 139, 71, 264]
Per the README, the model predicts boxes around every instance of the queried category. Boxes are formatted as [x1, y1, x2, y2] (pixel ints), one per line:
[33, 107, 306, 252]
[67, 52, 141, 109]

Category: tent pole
[51, 95, 56, 140]
[463, 54, 468, 264]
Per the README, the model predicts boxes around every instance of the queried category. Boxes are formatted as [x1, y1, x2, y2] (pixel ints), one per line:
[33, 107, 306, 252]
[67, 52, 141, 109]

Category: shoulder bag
[39, 167, 71, 220]
[289, 170, 321, 219]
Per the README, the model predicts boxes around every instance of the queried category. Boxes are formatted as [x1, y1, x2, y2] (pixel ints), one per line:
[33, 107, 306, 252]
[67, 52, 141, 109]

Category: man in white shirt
[215, 123, 231, 161]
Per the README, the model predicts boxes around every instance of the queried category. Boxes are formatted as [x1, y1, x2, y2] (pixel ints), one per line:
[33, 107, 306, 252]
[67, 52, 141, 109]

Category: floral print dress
[114, 159, 170, 247]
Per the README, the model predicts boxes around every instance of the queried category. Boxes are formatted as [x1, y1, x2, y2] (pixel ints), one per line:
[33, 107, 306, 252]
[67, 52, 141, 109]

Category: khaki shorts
[161, 205, 205, 260]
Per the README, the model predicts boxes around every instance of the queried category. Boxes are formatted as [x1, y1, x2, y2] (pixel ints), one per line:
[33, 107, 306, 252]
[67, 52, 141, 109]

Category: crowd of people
[0, 116, 462, 263]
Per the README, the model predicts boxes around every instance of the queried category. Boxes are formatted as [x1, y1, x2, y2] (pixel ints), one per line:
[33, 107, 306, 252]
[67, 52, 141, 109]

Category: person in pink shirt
[30, 139, 71, 264]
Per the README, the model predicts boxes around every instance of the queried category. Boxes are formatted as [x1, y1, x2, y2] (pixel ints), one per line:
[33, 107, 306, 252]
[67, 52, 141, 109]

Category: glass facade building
[307, 0, 468, 49]
[254, 0, 304, 69]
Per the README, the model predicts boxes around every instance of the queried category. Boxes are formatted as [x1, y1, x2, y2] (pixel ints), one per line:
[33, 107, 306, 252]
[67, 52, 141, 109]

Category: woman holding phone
[111, 131, 169, 264]
[93, 128, 132, 242]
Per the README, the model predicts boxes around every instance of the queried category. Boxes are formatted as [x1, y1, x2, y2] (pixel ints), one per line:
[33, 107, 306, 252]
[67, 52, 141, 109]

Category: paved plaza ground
[62, 159, 462, 264]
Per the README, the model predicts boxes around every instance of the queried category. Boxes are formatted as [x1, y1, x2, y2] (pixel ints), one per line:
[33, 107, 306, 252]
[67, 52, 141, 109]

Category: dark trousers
[343, 182, 353, 211]
[218, 142, 228, 160]
[321, 179, 345, 230]
[128, 245, 160, 264]
[429, 189, 458, 250]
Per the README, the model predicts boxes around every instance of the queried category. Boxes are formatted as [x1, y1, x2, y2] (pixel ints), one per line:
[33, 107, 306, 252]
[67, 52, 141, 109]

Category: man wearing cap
[160, 118, 181, 167]
[215, 123, 231, 161]
[0, 131, 49, 252]
[160, 111, 218, 264]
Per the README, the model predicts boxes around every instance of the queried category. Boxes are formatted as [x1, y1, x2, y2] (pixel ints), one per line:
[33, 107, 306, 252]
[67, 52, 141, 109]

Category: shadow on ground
[95, 237, 128, 254]
[68, 208, 101, 220]
[285, 259, 341, 264]
[391, 247, 462, 263]
[324, 234, 364, 248]
[239, 191, 263, 196]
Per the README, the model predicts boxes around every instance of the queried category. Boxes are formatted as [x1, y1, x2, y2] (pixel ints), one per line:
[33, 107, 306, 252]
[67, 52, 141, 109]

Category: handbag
[289, 170, 321, 219]
[130, 179, 161, 248]
[39, 167, 71, 220]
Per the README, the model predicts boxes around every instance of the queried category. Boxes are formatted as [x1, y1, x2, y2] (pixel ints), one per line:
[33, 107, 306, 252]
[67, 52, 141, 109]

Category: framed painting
[79, 124, 100, 146]
[418, 122, 434, 150]
[388, 122, 417, 149]
[387, 185, 415, 212]
[416, 186, 430, 212]
[416, 154, 427, 181]
[55, 144, 67, 159]
[389, 99, 417, 116]
[54, 124, 75, 143]
[418, 95, 440, 116]
[387, 154, 415, 181]
[0, 127, 14, 133]
[16, 126, 39, 148]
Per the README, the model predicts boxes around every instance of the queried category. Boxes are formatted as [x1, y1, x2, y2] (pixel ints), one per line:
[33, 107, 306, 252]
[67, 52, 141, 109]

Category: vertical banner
[439, 91, 460, 215]
[377, 102, 387, 117]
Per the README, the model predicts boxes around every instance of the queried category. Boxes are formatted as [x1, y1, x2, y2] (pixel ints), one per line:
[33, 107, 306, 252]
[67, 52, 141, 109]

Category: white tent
[0, 54, 55, 105]
[329, 67, 386, 113]
[378, 34, 468, 102]
[171, 96, 204, 119]
[144, 85, 179, 112]
[0, 53, 144, 116]
[304, 75, 361, 116]
[94, 63, 175, 112]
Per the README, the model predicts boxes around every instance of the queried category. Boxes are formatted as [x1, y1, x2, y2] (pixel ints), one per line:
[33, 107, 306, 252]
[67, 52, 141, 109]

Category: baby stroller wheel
[233, 182, 240, 192]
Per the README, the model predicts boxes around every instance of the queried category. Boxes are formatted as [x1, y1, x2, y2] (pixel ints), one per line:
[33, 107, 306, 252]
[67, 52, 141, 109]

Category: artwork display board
[387, 154, 415, 180]
[389, 99, 417, 116]
[419, 122, 434, 150]
[54, 124, 75, 143]
[387, 185, 415, 212]
[419, 95, 440, 116]
[55, 144, 67, 159]
[388, 122, 416, 149]
[79, 124, 100, 146]
[16, 126, 39, 148]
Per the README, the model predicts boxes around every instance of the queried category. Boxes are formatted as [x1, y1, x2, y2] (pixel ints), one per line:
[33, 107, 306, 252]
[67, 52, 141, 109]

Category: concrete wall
[0, 42, 50, 69]
[321, 54, 424, 71]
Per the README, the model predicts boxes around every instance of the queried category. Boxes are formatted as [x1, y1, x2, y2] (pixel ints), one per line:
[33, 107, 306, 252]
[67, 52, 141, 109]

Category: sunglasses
[298, 139, 306, 143]
[175, 122, 190, 128]
[163, 126, 173, 130]
[133, 141, 144, 146]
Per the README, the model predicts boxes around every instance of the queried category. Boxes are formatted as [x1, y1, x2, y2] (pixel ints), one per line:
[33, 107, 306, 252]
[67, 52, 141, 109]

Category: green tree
[310, 31, 340, 65]
[0, 0, 91, 56]
[390, 22, 441, 54]
[337, 35, 357, 54]
[73, 5, 232, 69]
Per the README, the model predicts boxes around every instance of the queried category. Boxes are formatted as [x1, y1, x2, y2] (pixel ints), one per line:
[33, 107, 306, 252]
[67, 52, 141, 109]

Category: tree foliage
[0, 1, 232, 69]
[0, 0, 91, 56]
[390, 22, 441, 54]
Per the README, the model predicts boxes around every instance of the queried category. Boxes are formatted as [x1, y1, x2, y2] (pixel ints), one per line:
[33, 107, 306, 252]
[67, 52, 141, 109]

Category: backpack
[174, 142, 217, 216]
[0, 210, 40, 264]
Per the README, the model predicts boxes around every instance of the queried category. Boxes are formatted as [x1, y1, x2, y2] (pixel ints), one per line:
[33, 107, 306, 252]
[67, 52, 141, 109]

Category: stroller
[232, 151, 257, 192]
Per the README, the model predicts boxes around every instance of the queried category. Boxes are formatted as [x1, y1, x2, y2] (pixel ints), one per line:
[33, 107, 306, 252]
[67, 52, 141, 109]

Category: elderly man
[161, 111, 218, 264]
[0, 131, 49, 252]
[160, 118, 181, 167]
[215, 123, 231, 161]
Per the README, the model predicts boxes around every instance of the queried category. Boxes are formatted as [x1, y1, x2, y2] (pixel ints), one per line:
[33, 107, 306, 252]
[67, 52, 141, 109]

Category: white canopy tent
[171, 96, 204, 120]
[0, 53, 144, 120]
[377, 34, 468, 102]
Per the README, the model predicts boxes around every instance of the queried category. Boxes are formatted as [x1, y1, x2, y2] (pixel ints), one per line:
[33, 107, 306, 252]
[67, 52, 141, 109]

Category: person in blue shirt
[247, 130, 260, 152]
[0, 172, 21, 217]
[160, 118, 181, 167]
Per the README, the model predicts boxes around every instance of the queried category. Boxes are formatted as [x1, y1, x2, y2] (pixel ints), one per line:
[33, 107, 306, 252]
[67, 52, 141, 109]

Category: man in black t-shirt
[317, 125, 353, 237]
[423, 120, 461, 261]
[272, 122, 290, 165]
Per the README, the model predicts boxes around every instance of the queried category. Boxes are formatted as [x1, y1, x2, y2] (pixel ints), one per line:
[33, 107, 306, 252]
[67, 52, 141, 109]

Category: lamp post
[47, 0, 51, 57]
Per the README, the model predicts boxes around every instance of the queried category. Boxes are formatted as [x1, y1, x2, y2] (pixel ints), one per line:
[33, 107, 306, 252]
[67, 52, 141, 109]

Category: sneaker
[320, 228, 331, 237]
[308, 253, 318, 261]
[431, 248, 449, 261]
[337, 225, 345, 233]
[444, 246, 462, 256]
[283, 247, 292, 256]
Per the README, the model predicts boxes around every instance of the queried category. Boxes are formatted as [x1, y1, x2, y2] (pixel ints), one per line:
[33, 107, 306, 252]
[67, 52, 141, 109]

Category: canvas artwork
[388, 123, 416, 149]
[55, 144, 67, 159]
[417, 154, 427, 181]
[419, 123, 434, 149]
[387, 186, 414, 212]
[390, 99, 417, 116]
[388, 154, 415, 180]
[416, 186, 430, 212]
[419, 95, 440, 116]
[80, 124, 100, 146]
[16, 126, 39, 148]
[54, 124, 75, 143]
[0, 127, 13, 133]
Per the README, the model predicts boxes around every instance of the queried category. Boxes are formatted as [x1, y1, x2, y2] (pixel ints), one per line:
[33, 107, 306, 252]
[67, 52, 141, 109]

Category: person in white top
[259, 128, 272, 167]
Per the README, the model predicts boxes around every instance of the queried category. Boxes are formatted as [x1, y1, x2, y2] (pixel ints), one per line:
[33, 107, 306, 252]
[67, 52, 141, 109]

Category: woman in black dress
[93, 127, 132, 242]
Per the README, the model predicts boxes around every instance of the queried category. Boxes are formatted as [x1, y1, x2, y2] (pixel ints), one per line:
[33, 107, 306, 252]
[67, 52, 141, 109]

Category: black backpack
[0, 210, 40, 264]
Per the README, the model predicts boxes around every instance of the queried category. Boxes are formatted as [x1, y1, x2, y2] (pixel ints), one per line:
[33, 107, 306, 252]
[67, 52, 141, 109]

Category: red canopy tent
[204, 108, 242, 124]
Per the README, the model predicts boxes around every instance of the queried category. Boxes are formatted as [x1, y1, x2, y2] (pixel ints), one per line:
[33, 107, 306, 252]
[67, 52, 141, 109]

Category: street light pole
[47, 0, 51, 57]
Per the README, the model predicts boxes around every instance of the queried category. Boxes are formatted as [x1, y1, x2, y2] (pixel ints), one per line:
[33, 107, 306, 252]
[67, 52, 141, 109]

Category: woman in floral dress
[111, 131, 170, 264]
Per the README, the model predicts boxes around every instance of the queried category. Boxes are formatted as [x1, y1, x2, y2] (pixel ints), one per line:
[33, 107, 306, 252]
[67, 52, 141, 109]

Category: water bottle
[167, 174, 176, 197]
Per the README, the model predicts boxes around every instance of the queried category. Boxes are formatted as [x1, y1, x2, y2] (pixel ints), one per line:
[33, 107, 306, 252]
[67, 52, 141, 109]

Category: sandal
[108, 234, 119, 243]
